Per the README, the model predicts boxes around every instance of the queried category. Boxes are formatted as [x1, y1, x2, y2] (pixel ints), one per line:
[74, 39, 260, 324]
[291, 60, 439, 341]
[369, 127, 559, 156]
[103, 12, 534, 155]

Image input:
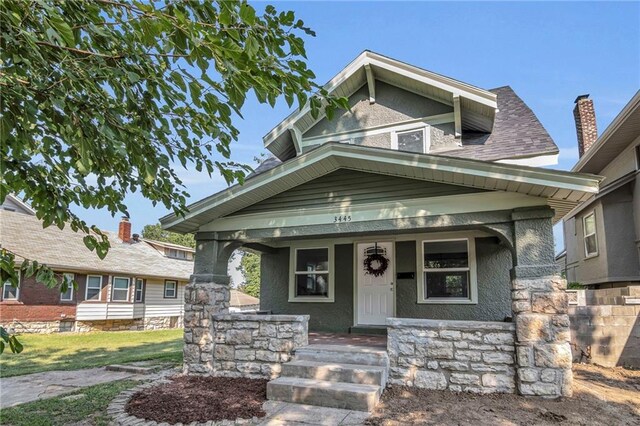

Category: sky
[72, 1, 640, 255]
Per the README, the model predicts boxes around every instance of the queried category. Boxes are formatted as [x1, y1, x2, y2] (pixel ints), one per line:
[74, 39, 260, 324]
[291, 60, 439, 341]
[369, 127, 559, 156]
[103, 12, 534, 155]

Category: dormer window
[165, 248, 192, 260]
[392, 127, 428, 154]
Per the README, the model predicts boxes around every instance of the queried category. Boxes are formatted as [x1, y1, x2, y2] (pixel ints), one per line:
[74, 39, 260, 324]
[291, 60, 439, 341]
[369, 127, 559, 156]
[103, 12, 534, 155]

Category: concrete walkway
[0, 367, 142, 409]
[258, 401, 369, 425]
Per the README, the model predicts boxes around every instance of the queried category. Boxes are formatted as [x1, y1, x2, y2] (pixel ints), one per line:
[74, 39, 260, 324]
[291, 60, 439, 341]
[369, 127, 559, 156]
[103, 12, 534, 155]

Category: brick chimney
[573, 94, 598, 157]
[118, 216, 131, 243]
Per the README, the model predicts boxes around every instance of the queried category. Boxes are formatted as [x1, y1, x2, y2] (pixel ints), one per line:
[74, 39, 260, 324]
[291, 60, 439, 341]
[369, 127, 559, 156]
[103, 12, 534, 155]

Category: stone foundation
[512, 276, 573, 397]
[387, 318, 516, 394]
[2, 316, 182, 334]
[212, 314, 309, 379]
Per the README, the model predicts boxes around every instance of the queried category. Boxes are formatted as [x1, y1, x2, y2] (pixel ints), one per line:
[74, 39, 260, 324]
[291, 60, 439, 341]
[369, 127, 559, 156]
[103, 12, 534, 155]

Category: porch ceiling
[160, 143, 602, 234]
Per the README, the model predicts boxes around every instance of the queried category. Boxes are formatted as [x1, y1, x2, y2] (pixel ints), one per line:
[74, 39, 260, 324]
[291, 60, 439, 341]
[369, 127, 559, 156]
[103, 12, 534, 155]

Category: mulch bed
[125, 376, 268, 424]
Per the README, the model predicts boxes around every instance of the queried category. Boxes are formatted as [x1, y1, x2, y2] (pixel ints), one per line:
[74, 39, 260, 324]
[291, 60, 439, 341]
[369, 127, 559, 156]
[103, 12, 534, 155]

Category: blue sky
[74, 1, 640, 253]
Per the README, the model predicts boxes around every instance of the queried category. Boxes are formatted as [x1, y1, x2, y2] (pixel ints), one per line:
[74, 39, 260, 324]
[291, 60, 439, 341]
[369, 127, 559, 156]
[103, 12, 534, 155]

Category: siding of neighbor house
[232, 169, 483, 216]
[260, 238, 512, 333]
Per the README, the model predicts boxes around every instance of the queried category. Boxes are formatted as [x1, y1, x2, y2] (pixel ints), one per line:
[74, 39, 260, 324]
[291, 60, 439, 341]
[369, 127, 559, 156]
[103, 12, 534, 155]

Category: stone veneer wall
[212, 314, 309, 379]
[2, 316, 182, 334]
[387, 318, 516, 394]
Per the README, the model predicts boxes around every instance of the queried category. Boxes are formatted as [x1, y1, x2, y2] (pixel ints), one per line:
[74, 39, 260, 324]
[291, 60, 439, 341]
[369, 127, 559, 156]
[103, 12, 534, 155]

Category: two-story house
[561, 92, 640, 289]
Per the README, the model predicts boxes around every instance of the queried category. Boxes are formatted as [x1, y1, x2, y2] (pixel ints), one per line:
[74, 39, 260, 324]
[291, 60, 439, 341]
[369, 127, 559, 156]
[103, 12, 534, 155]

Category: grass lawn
[0, 329, 182, 378]
[0, 379, 138, 426]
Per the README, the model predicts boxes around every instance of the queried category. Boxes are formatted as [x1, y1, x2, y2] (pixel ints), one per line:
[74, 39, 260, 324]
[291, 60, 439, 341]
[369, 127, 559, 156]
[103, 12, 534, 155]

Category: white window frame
[111, 276, 131, 302]
[289, 244, 335, 303]
[135, 278, 144, 302]
[85, 275, 103, 301]
[2, 271, 20, 301]
[417, 237, 478, 305]
[391, 126, 430, 154]
[583, 211, 599, 258]
[60, 273, 74, 301]
[164, 280, 177, 299]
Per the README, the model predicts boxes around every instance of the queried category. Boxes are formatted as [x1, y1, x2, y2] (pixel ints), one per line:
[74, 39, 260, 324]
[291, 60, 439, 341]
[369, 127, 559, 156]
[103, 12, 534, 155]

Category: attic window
[392, 127, 427, 154]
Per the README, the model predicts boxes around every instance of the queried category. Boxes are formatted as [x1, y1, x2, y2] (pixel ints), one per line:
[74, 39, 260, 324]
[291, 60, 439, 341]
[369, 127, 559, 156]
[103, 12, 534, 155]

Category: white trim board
[200, 191, 547, 232]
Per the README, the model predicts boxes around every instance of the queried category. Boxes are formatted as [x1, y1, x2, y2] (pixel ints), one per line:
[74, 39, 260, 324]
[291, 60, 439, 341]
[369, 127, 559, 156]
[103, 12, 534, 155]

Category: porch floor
[308, 332, 387, 349]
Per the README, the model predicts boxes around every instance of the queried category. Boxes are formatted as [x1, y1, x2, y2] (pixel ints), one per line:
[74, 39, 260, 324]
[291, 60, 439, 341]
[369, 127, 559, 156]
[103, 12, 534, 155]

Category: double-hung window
[112, 277, 130, 302]
[85, 275, 102, 301]
[583, 212, 598, 258]
[135, 278, 145, 302]
[2, 275, 19, 301]
[164, 280, 177, 298]
[419, 238, 477, 304]
[60, 273, 74, 301]
[290, 246, 334, 302]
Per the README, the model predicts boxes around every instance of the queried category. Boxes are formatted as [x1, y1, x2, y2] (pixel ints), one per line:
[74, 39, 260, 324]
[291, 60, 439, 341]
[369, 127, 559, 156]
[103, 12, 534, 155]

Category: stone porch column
[183, 234, 240, 375]
[511, 208, 573, 398]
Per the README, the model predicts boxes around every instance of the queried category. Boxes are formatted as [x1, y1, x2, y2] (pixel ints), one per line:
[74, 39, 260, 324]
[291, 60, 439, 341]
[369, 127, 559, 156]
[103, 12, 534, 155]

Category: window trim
[289, 244, 335, 303]
[135, 278, 145, 303]
[391, 126, 430, 154]
[60, 273, 74, 301]
[85, 275, 103, 301]
[2, 271, 20, 301]
[417, 237, 478, 305]
[583, 211, 599, 258]
[111, 276, 131, 302]
[164, 280, 178, 299]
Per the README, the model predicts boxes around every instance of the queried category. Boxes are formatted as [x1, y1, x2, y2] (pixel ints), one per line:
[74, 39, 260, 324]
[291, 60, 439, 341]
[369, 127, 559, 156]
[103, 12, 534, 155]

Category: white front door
[357, 241, 394, 325]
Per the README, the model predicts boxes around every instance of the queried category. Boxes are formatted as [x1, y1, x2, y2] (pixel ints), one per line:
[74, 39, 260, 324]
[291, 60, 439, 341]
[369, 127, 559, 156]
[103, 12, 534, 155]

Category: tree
[0, 0, 348, 353]
[141, 223, 195, 248]
[237, 250, 260, 298]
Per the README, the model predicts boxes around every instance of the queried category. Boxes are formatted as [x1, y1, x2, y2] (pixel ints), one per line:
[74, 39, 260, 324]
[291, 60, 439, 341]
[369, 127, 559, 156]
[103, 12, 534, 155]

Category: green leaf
[48, 14, 75, 47]
[239, 4, 256, 25]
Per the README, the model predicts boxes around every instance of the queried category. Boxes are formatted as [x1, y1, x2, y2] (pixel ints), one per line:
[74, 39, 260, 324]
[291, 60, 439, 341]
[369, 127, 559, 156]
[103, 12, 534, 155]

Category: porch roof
[160, 143, 601, 234]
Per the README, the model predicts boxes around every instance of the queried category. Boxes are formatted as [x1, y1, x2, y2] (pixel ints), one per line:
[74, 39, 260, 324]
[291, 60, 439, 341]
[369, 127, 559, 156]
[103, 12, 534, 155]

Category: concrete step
[294, 345, 389, 367]
[281, 360, 387, 387]
[349, 326, 387, 336]
[266, 377, 381, 412]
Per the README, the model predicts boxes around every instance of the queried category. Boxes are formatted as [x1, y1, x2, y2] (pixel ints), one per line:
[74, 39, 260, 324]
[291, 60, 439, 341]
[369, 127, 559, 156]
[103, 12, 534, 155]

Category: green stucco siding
[260, 236, 513, 331]
[260, 244, 354, 332]
[395, 237, 512, 321]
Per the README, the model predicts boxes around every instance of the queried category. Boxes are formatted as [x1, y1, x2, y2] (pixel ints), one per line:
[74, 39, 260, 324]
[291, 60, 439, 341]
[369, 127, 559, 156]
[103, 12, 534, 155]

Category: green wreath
[364, 253, 389, 277]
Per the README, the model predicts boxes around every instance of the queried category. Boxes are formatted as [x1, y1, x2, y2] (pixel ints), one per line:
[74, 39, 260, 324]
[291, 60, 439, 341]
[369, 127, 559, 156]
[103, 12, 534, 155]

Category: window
[135, 278, 144, 302]
[164, 280, 177, 298]
[85, 275, 102, 301]
[60, 273, 74, 301]
[583, 212, 598, 257]
[418, 238, 477, 304]
[111, 277, 130, 302]
[392, 127, 427, 153]
[2, 275, 19, 301]
[289, 246, 334, 302]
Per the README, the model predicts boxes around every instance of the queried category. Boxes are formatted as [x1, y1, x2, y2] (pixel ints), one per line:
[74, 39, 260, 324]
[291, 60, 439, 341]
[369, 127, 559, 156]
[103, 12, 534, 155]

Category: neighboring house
[161, 52, 600, 398]
[229, 290, 260, 312]
[0, 208, 193, 333]
[561, 92, 640, 289]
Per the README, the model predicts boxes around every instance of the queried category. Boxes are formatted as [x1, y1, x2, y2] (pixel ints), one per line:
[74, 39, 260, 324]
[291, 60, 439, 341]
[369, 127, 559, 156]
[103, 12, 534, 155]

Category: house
[561, 92, 640, 289]
[161, 52, 601, 399]
[0, 207, 194, 333]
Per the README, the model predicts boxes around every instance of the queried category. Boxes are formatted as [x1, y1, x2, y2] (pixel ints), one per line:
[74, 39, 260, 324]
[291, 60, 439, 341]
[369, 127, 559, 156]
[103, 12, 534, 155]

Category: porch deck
[308, 332, 387, 349]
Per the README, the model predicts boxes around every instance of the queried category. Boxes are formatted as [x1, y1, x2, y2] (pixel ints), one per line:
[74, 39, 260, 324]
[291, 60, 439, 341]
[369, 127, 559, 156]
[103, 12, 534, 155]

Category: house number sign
[333, 215, 352, 223]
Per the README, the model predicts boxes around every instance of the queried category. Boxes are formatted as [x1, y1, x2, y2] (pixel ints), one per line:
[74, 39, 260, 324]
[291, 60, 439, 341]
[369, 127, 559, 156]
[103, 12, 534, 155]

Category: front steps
[267, 344, 389, 412]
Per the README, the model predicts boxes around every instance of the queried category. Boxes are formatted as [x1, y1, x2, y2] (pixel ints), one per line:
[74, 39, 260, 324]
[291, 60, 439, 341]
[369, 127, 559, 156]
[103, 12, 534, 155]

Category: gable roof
[2, 194, 36, 215]
[0, 210, 193, 280]
[572, 90, 640, 174]
[161, 143, 600, 233]
[264, 51, 499, 161]
[230, 289, 259, 307]
[250, 86, 559, 176]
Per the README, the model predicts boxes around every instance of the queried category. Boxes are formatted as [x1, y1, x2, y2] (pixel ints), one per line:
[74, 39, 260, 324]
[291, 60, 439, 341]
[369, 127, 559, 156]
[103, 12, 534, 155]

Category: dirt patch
[125, 376, 268, 424]
[366, 364, 640, 425]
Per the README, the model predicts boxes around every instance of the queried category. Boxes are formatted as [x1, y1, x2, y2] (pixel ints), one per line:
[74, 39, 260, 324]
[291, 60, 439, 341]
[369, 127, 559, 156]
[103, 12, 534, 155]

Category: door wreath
[363, 243, 389, 277]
